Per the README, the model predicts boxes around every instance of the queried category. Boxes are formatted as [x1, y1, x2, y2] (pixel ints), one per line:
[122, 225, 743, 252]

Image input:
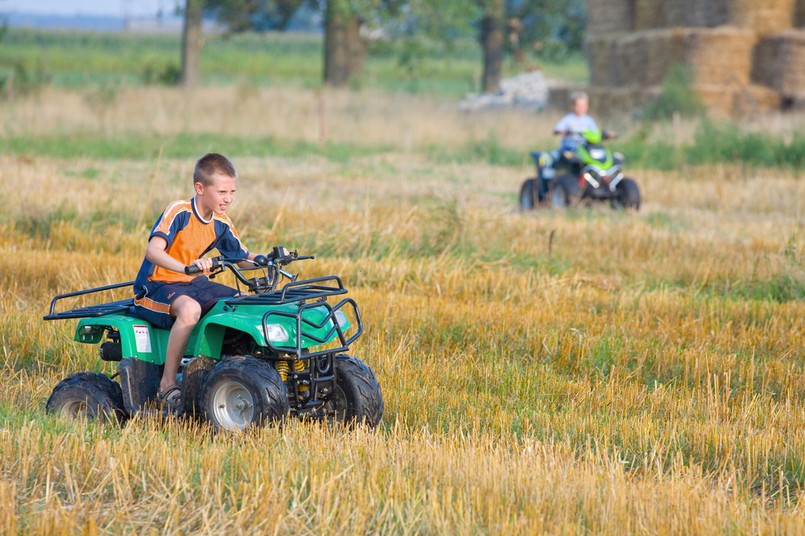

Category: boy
[553, 91, 602, 154]
[133, 153, 259, 414]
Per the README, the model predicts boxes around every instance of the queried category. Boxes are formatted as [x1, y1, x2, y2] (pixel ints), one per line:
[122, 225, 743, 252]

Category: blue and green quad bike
[44, 248, 384, 431]
[519, 129, 640, 210]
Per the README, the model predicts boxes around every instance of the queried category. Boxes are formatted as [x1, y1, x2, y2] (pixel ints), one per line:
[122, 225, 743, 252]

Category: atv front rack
[44, 281, 135, 320]
[262, 297, 363, 360]
[226, 275, 348, 305]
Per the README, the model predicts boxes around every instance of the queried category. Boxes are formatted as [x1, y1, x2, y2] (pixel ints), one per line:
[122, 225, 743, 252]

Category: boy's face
[195, 172, 237, 217]
[572, 97, 589, 116]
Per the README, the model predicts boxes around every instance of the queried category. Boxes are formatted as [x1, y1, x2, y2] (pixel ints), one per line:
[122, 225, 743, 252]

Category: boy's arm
[146, 236, 214, 274]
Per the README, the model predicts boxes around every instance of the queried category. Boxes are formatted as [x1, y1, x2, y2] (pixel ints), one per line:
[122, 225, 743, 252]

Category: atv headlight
[264, 323, 289, 343]
[589, 147, 607, 160]
[334, 310, 349, 329]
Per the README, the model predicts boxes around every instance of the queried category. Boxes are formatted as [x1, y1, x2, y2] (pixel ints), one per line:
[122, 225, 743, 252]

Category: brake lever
[278, 268, 298, 282]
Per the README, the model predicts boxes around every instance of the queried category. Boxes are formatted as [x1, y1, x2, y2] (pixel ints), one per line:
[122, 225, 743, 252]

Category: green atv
[44, 248, 384, 431]
[520, 129, 640, 210]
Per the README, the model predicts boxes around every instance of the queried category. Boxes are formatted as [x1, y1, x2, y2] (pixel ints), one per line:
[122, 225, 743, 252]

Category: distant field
[0, 29, 804, 534]
[0, 27, 588, 94]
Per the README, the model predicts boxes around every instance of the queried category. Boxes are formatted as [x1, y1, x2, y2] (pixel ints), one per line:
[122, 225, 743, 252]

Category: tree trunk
[480, 0, 504, 93]
[181, 0, 204, 88]
[324, 0, 365, 87]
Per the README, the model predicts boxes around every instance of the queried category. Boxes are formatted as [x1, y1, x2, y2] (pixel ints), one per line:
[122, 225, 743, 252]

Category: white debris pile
[460, 70, 549, 111]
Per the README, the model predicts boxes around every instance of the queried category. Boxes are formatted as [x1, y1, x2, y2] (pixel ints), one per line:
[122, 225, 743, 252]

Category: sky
[0, 0, 174, 17]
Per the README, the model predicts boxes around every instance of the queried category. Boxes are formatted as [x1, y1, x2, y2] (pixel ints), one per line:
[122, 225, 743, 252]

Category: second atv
[44, 248, 384, 431]
[519, 129, 641, 211]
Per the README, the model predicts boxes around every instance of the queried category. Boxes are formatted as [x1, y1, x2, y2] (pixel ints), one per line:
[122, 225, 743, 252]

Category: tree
[181, 0, 204, 88]
[323, 0, 365, 86]
[479, 0, 504, 93]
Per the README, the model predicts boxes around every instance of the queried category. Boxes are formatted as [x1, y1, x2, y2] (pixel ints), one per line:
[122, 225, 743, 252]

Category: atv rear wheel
[550, 175, 579, 207]
[519, 178, 537, 210]
[46, 372, 127, 424]
[201, 356, 289, 431]
[614, 178, 640, 210]
[328, 355, 383, 427]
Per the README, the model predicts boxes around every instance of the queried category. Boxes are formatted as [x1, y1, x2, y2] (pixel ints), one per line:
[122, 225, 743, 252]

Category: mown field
[1, 29, 804, 534]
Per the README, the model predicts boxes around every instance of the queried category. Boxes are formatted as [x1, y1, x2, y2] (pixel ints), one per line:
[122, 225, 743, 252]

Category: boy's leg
[159, 295, 202, 394]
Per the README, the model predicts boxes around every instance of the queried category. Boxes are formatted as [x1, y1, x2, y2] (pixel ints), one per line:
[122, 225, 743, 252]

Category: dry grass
[0, 86, 804, 533]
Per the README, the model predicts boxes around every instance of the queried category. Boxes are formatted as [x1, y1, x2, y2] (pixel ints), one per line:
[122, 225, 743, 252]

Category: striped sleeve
[150, 201, 191, 248]
[213, 215, 249, 258]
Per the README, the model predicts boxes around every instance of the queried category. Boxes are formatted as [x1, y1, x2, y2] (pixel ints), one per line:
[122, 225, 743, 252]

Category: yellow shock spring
[277, 359, 308, 392]
[276, 360, 289, 382]
[294, 359, 309, 392]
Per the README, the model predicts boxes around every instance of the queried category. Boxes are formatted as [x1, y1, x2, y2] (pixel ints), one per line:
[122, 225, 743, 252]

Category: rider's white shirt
[554, 113, 599, 152]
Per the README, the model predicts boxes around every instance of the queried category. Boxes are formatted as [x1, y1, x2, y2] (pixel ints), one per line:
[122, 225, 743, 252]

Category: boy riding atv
[520, 92, 640, 210]
[44, 154, 384, 430]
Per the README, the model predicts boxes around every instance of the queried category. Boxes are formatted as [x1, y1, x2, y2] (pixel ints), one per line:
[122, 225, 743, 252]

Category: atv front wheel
[201, 356, 289, 431]
[46, 372, 127, 424]
[550, 175, 579, 207]
[329, 355, 383, 427]
[614, 178, 640, 210]
[519, 178, 537, 210]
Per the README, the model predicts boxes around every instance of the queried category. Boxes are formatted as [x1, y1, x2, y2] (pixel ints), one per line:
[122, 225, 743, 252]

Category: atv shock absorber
[276, 359, 309, 392]
[277, 359, 289, 381]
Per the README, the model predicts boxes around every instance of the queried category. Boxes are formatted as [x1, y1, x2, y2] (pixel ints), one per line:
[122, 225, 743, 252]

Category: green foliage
[140, 61, 181, 85]
[640, 65, 705, 121]
[687, 121, 805, 169]
[616, 122, 805, 170]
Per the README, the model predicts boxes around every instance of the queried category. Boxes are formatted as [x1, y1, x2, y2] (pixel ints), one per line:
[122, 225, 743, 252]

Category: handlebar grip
[184, 257, 221, 275]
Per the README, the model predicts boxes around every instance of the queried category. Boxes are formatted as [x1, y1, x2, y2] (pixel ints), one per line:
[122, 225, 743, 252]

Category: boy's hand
[190, 258, 214, 274]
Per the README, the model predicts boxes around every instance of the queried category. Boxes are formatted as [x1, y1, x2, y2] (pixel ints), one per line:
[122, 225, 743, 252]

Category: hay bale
[587, 0, 634, 35]
[693, 83, 781, 116]
[796, 0, 805, 27]
[643, 29, 689, 85]
[751, 30, 805, 97]
[616, 33, 649, 85]
[585, 35, 622, 86]
[683, 27, 756, 85]
[728, 0, 795, 35]
[634, 0, 662, 30]
[587, 86, 652, 115]
[658, 1, 688, 27]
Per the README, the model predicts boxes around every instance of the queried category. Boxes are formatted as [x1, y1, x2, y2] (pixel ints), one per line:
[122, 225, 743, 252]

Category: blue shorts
[132, 277, 237, 329]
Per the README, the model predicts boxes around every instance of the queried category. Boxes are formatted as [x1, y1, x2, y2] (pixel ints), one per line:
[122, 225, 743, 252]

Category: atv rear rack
[44, 281, 135, 320]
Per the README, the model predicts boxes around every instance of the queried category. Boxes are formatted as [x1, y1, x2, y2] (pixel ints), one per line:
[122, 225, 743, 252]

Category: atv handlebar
[184, 247, 314, 293]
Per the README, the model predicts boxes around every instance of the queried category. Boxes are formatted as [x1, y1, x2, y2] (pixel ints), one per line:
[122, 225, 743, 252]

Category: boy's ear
[193, 181, 204, 195]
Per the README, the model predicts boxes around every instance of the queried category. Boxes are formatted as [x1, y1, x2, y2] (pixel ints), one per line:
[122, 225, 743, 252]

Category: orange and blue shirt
[134, 197, 248, 294]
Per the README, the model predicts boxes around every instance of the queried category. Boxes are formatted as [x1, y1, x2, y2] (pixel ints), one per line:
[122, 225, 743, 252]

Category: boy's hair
[193, 153, 237, 186]
[569, 91, 588, 105]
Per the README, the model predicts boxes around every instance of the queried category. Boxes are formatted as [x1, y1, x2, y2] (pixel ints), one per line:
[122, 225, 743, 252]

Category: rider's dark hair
[194, 153, 238, 186]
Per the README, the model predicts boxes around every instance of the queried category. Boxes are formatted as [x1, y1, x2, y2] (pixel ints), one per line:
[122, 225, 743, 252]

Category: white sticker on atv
[133, 325, 152, 353]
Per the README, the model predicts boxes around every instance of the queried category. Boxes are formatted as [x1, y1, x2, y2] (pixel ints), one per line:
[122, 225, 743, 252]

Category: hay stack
[796, 0, 805, 26]
[587, 0, 634, 36]
[634, 0, 662, 31]
[585, 35, 622, 86]
[643, 29, 687, 86]
[683, 27, 756, 86]
[616, 33, 649, 86]
[693, 84, 781, 116]
[728, 0, 796, 35]
[752, 30, 805, 98]
[612, 28, 755, 87]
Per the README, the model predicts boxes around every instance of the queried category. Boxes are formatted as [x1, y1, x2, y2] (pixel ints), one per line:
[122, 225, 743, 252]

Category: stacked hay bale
[752, 29, 805, 106]
[728, 0, 796, 36]
[585, 0, 804, 115]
